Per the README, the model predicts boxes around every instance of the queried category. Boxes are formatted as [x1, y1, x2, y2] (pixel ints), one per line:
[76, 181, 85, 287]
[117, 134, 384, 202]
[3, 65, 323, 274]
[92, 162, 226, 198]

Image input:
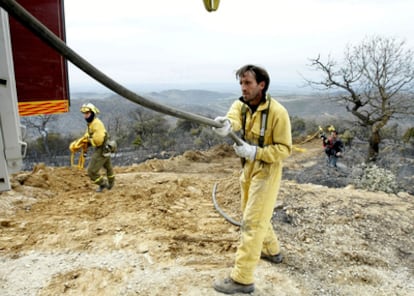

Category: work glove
[233, 141, 256, 161]
[212, 116, 231, 137]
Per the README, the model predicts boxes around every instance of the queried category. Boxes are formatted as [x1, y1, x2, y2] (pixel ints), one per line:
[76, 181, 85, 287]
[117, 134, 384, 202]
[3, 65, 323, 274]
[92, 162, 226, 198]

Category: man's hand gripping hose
[233, 140, 256, 160]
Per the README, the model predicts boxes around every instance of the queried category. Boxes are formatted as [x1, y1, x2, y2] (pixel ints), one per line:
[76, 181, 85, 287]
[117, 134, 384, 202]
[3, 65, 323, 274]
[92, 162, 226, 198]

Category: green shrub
[351, 163, 398, 193]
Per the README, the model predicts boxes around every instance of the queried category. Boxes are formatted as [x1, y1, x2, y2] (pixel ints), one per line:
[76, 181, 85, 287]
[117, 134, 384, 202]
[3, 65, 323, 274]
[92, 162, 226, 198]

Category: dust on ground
[0, 141, 413, 296]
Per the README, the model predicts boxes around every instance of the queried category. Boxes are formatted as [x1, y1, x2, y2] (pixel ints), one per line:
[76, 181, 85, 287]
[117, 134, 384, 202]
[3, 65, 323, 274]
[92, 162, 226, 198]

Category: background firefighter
[80, 103, 115, 192]
[321, 129, 344, 168]
[212, 65, 292, 294]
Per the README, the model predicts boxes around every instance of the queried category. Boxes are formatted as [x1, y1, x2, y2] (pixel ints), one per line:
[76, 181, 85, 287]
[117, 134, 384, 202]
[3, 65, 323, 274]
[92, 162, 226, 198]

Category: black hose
[0, 0, 243, 145]
[212, 183, 241, 227]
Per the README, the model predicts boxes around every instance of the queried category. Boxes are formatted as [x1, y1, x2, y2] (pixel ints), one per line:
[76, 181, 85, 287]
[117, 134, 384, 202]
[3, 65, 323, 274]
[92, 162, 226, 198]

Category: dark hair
[235, 64, 270, 95]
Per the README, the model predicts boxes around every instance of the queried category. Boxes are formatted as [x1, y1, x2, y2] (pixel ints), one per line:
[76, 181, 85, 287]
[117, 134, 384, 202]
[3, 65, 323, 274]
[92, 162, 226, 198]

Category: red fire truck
[0, 0, 69, 191]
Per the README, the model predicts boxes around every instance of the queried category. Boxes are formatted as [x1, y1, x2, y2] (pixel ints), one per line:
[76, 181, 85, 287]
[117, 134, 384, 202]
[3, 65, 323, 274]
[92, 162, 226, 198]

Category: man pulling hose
[212, 65, 292, 294]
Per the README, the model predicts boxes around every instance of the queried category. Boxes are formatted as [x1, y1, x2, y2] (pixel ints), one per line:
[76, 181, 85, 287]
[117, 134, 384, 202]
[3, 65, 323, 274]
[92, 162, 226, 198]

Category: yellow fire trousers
[231, 159, 282, 284]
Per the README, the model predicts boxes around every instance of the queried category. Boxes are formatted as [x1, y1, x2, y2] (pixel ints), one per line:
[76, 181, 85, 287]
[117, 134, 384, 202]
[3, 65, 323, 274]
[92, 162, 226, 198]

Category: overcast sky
[64, 0, 414, 92]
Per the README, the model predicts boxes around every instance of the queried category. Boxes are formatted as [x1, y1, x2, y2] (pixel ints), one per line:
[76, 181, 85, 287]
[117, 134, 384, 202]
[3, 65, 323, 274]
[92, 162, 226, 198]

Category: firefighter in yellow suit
[80, 103, 115, 192]
[212, 65, 292, 294]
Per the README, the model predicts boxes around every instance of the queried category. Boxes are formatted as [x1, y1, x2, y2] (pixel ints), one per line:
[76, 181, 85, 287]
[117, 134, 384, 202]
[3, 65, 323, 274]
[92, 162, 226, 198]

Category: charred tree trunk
[368, 128, 380, 162]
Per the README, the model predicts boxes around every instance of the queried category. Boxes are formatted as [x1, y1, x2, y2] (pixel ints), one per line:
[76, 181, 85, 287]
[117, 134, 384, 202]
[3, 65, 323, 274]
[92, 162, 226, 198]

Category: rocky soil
[0, 140, 413, 296]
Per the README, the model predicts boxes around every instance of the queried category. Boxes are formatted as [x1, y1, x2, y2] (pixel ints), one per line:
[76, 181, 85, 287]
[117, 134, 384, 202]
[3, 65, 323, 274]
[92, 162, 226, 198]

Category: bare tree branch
[306, 36, 414, 161]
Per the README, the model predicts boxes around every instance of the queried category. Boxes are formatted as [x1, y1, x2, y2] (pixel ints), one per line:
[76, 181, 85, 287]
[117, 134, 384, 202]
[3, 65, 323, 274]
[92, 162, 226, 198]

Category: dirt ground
[0, 140, 413, 296]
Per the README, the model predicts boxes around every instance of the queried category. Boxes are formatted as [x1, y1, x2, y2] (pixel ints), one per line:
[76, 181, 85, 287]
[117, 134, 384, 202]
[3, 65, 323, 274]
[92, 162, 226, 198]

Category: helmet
[328, 125, 336, 132]
[80, 103, 100, 114]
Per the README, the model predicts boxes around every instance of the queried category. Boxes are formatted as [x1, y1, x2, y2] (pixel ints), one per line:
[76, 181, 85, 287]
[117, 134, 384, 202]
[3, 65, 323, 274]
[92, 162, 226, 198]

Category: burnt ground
[0, 140, 413, 295]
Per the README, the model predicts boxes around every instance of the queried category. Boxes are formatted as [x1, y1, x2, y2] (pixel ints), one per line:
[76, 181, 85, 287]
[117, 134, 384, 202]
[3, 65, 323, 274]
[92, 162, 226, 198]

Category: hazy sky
[64, 0, 414, 92]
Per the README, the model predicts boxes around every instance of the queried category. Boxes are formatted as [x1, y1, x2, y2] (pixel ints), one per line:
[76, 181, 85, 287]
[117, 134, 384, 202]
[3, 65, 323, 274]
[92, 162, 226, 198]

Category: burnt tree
[307, 36, 414, 161]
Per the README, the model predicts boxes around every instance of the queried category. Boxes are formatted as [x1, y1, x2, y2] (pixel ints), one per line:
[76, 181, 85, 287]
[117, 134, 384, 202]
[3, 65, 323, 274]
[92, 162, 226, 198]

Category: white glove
[212, 116, 231, 137]
[233, 141, 256, 161]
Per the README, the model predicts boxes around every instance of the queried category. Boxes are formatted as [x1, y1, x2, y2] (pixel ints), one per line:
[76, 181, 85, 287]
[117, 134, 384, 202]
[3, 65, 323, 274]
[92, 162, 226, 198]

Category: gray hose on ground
[0, 0, 243, 145]
[212, 182, 241, 227]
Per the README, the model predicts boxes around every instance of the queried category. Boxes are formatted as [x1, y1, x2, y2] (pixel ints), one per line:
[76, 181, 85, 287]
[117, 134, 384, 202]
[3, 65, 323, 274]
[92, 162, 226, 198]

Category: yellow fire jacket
[226, 94, 292, 162]
[83, 117, 107, 148]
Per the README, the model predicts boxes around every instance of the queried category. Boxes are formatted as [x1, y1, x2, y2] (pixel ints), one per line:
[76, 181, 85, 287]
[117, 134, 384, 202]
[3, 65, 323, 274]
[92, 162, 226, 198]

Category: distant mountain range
[40, 89, 347, 139]
[71, 88, 343, 116]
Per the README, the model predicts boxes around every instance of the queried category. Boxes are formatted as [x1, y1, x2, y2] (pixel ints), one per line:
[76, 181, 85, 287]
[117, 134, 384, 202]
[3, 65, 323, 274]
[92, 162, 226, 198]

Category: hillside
[0, 139, 413, 295]
[45, 90, 349, 139]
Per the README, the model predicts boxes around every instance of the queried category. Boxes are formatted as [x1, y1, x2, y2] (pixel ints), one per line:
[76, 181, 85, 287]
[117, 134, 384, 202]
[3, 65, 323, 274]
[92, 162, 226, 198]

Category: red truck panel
[9, 0, 69, 116]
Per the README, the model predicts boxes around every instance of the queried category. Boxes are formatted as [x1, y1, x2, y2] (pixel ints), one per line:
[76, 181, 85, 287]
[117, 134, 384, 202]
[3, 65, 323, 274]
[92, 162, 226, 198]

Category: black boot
[213, 277, 254, 294]
[107, 176, 115, 190]
[261, 252, 283, 264]
[96, 182, 108, 193]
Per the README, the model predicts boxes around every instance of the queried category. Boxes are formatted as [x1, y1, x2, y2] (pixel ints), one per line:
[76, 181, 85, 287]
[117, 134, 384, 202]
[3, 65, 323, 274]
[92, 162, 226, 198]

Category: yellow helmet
[80, 103, 100, 114]
[328, 125, 336, 132]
